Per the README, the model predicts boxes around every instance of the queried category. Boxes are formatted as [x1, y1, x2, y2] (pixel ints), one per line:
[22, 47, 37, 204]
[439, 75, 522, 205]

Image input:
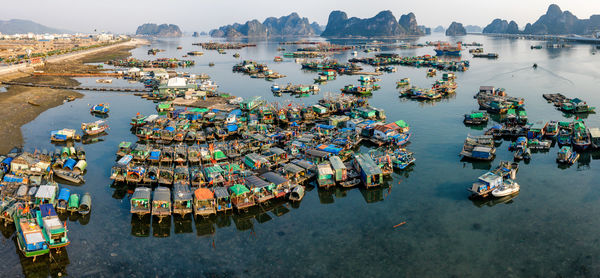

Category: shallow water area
[1, 34, 600, 277]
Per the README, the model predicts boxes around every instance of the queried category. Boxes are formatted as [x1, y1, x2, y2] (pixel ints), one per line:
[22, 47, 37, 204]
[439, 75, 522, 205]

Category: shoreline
[0, 39, 147, 154]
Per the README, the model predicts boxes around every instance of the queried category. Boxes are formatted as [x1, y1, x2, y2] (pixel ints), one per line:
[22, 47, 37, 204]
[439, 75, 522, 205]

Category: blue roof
[40, 204, 57, 217]
[315, 124, 335, 130]
[229, 109, 242, 116]
[165, 126, 175, 132]
[63, 159, 77, 170]
[58, 188, 70, 201]
[227, 124, 238, 132]
[3, 175, 23, 183]
[149, 151, 161, 160]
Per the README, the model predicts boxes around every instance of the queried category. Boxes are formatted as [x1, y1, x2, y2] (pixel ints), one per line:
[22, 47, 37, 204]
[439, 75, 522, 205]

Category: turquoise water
[1, 34, 600, 277]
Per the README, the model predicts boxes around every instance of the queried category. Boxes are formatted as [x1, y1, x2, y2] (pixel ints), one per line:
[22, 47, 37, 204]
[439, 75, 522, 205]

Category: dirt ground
[0, 44, 136, 154]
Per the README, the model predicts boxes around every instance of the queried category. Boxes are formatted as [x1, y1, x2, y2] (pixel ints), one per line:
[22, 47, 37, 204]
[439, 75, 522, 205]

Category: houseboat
[81, 120, 108, 136]
[152, 187, 171, 222]
[130, 187, 152, 217]
[556, 146, 579, 165]
[173, 183, 193, 217]
[353, 153, 383, 188]
[229, 184, 255, 211]
[39, 204, 70, 249]
[469, 171, 502, 198]
[193, 188, 216, 217]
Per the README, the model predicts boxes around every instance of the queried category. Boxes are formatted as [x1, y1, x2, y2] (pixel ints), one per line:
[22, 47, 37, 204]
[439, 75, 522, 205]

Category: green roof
[518, 111, 527, 116]
[470, 112, 484, 118]
[395, 120, 408, 128]
[213, 150, 227, 159]
[229, 184, 250, 196]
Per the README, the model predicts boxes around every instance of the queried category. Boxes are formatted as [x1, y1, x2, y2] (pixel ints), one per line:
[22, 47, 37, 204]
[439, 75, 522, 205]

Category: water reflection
[174, 214, 193, 234]
[12, 238, 70, 278]
[131, 215, 150, 237]
[470, 192, 519, 208]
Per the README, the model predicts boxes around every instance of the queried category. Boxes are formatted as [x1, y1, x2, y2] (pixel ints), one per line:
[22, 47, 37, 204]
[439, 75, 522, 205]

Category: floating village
[1, 38, 599, 265]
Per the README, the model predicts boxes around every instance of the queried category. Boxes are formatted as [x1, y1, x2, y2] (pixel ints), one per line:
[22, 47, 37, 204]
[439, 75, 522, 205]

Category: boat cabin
[245, 175, 275, 203]
[353, 153, 383, 188]
[173, 183, 193, 217]
[213, 186, 232, 212]
[329, 156, 347, 182]
[261, 171, 290, 198]
[130, 187, 151, 216]
[35, 184, 58, 207]
[470, 172, 502, 197]
[193, 188, 216, 217]
[229, 184, 255, 210]
[317, 163, 336, 188]
[244, 153, 270, 170]
[39, 204, 69, 248]
[152, 187, 171, 221]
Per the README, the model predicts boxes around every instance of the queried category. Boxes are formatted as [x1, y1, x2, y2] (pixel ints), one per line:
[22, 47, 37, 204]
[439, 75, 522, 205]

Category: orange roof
[194, 188, 214, 200]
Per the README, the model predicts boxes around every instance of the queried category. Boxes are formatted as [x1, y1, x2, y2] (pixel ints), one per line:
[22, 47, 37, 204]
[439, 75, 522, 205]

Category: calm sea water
[2, 34, 600, 277]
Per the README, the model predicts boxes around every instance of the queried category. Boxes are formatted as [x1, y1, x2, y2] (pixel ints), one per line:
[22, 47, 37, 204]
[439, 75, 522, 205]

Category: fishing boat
[130, 187, 151, 217]
[78, 193, 91, 215]
[158, 166, 174, 185]
[152, 187, 171, 222]
[193, 188, 216, 217]
[143, 166, 159, 183]
[491, 179, 520, 197]
[544, 121, 559, 138]
[469, 171, 502, 198]
[50, 129, 77, 142]
[156, 101, 174, 112]
[90, 103, 110, 114]
[560, 98, 595, 114]
[213, 187, 232, 212]
[130, 113, 147, 127]
[185, 131, 196, 142]
[173, 183, 193, 217]
[556, 146, 579, 164]
[572, 120, 591, 150]
[81, 120, 108, 136]
[396, 78, 410, 87]
[557, 121, 573, 145]
[67, 194, 79, 214]
[591, 128, 600, 149]
[38, 204, 69, 249]
[353, 153, 384, 188]
[341, 85, 372, 95]
[53, 169, 85, 184]
[427, 68, 437, 77]
[126, 165, 146, 183]
[229, 184, 255, 211]
[435, 42, 461, 56]
[392, 150, 415, 170]
[14, 211, 50, 259]
[288, 185, 305, 201]
[464, 111, 489, 125]
[56, 188, 70, 213]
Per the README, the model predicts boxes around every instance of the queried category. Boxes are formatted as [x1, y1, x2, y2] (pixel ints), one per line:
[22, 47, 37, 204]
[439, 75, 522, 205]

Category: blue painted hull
[435, 49, 461, 56]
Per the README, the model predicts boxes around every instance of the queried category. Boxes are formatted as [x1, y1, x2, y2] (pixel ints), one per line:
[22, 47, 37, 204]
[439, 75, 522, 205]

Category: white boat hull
[492, 182, 520, 197]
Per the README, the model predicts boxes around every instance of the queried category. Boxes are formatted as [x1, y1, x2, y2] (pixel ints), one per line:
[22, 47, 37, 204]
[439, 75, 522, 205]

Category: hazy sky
[3, 0, 600, 34]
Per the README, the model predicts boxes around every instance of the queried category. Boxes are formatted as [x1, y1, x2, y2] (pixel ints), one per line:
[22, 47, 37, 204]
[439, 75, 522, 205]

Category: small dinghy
[492, 179, 520, 197]
[67, 193, 80, 214]
[79, 193, 91, 215]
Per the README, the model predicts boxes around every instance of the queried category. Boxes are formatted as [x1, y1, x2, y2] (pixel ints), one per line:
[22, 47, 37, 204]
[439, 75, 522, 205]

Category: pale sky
[3, 0, 600, 34]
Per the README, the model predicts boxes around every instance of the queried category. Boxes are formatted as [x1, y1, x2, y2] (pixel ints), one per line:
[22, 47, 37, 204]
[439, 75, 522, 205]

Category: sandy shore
[0, 39, 147, 154]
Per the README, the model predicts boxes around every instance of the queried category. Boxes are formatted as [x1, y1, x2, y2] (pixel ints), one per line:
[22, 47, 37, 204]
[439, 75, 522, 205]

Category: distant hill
[433, 25, 445, 33]
[321, 10, 424, 38]
[446, 22, 466, 36]
[0, 19, 68, 34]
[136, 23, 182, 37]
[210, 13, 320, 38]
[465, 25, 482, 33]
[483, 4, 600, 35]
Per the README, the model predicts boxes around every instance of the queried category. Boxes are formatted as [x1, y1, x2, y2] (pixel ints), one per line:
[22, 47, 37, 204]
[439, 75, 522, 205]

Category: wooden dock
[1, 81, 151, 92]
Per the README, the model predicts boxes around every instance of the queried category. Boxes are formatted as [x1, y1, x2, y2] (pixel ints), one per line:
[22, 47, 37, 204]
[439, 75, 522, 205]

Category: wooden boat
[174, 165, 189, 184]
[81, 120, 108, 136]
[90, 103, 110, 114]
[246, 175, 275, 203]
[316, 163, 335, 188]
[147, 149, 161, 164]
[143, 166, 159, 183]
[38, 204, 70, 249]
[76, 146, 86, 160]
[288, 185, 305, 201]
[556, 146, 579, 164]
[464, 111, 489, 125]
[130, 113, 147, 127]
[158, 166, 174, 185]
[396, 78, 410, 87]
[174, 145, 187, 164]
[173, 183, 193, 217]
[353, 153, 384, 188]
[491, 179, 520, 197]
[78, 193, 91, 215]
[126, 164, 146, 183]
[67, 194, 79, 214]
[14, 212, 50, 259]
[339, 178, 361, 188]
[56, 188, 70, 213]
[557, 122, 572, 145]
[213, 187, 232, 212]
[190, 166, 205, 187]
[50, 129, 76, 142]
[572, 120, 591, 151]
[53, 169, 85, 184]
[152, 187, 171, 222]
[185, 131, 196, 142]
[131, 187, 152, 217]
[544, 121, 559, 138]
[187, 146, 201, 163]
[193, 188, 216, 217]
[161, 146, 174, 163]
[229, 184, 255, 211]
